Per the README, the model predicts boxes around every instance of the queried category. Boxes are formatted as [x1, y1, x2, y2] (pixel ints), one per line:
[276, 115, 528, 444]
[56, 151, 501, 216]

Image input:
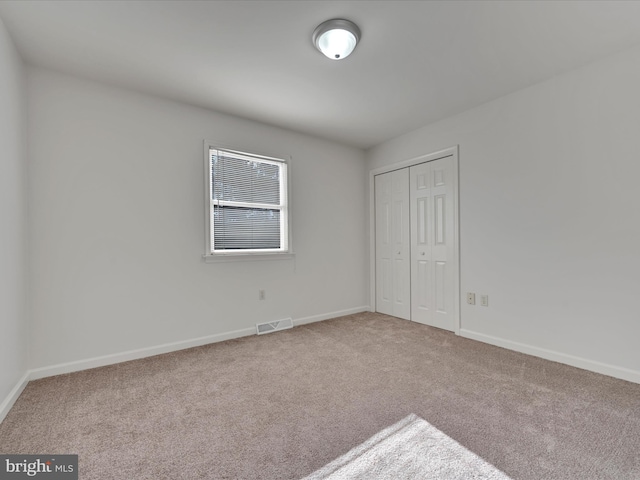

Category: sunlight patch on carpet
[303, 414, 512, 479]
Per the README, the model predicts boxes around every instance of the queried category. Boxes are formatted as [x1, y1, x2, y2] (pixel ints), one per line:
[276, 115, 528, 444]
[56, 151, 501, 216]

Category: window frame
[203, 141, 294, 262]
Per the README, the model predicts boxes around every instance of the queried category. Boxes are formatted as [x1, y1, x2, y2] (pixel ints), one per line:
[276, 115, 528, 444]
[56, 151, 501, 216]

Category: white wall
[27, 67, 368, 371]
[368, 44, 640, 380]
[0, 17, 28, 407]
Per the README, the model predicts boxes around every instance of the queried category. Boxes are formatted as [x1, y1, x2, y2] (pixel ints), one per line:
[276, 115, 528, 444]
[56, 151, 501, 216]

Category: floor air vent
[256, 318, 293, 335]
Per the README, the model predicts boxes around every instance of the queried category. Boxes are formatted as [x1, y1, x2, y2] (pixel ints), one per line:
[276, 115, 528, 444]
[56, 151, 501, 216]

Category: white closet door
[410, 157, 455, 331]
[409, 162, 432, 325]
[375, 168, 411, 320]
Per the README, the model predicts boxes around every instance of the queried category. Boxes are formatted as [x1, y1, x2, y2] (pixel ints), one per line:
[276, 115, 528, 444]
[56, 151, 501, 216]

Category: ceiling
[2, 1, 640, 149]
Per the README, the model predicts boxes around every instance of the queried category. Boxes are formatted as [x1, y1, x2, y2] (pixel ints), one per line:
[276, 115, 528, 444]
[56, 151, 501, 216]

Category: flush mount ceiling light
[312, 19, 361, 60]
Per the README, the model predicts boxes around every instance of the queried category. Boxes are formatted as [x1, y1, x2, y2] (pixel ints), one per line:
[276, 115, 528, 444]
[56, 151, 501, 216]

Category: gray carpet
[304, 413, 511, 479]
[1, 312, 639, 479]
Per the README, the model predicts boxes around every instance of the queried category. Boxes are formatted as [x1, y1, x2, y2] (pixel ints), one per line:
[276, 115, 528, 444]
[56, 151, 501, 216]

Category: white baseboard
[459, 329, 640, 385]
[293, 306, 371, 327]
[0, 371, 30, 424]
[28, 306, 371, 381]
[29, 326, 256, 380]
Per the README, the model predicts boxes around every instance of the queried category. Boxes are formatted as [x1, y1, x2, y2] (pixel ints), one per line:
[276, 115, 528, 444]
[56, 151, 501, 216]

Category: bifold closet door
[375, 168, 411, 320]
[410, 157, 455, 331]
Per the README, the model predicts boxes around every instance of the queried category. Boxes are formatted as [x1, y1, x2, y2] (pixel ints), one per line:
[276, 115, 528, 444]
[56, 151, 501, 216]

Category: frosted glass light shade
[312, 19, 361, 60]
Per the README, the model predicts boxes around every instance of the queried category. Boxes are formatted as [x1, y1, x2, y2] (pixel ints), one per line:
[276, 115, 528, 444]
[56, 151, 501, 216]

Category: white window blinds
[209, 148, 288, 253]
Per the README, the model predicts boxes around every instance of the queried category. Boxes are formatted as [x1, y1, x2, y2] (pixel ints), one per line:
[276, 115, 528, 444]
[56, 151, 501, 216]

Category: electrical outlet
[259, 289, 266, 301]
[480, 295, 489, 307]
[466, 292, 476, 305]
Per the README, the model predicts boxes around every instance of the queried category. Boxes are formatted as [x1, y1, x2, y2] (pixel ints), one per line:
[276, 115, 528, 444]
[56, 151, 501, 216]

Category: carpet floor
[303, 413, 511, 479]
[1, 312, 639, 479]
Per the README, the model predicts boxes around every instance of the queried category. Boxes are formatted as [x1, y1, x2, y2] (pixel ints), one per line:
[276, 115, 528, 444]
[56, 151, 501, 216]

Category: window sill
[202, 252, 295, 263]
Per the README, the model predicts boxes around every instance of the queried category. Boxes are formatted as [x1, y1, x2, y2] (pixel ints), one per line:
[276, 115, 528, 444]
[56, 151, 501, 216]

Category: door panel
[434, 194, 445, 245]
[380, 258, 391, 303]
[409, 162, 431, 324]
[375, 169, 410, 320]
[435, 261, 446, 313]
[410, 156, 455, 331]
[375, 173, 392, 316]
[416, 259, 429, 310]
[417, 197, 428, 246]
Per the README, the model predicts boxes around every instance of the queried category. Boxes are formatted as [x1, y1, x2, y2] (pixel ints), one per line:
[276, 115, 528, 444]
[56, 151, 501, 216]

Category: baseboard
[28, 306, 371, 381]
[0, 371, 30, 424]
[29, 326, 256, 380]
[293, 306, 371, 327]
[459, 329, 640, 385]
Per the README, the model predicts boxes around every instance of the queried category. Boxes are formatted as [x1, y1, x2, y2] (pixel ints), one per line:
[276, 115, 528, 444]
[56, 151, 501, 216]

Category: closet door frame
[369, 146, 460, 334]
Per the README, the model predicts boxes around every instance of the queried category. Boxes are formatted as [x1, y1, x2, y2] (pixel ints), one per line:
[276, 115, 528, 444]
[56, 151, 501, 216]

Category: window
[204, 144, 291, 259]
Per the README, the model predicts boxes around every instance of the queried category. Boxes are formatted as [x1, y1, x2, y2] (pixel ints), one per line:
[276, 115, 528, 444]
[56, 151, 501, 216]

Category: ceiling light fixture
[312, 19, 361, 60]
